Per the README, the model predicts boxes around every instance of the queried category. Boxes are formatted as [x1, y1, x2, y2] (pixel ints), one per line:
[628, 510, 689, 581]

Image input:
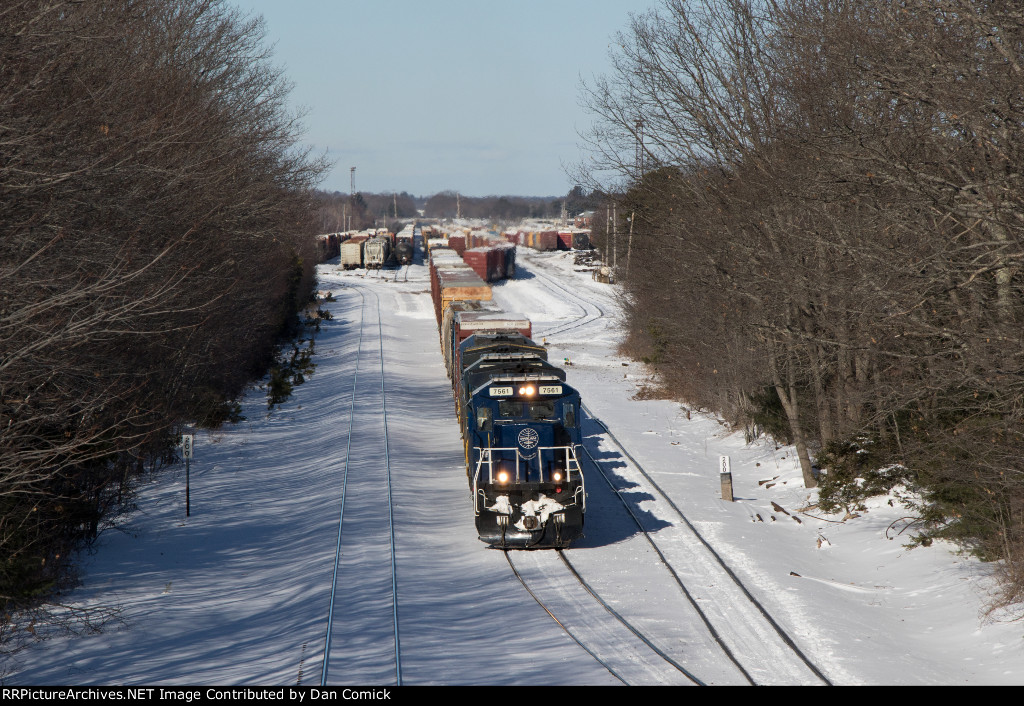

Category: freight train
[430, 237, 586, 548]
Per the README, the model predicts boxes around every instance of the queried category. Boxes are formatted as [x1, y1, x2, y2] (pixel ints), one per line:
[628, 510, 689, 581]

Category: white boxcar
[339, 240, 364, 269]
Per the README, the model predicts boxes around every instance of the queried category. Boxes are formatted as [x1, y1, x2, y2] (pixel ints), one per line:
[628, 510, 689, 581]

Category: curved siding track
[523, 256, 606, 339]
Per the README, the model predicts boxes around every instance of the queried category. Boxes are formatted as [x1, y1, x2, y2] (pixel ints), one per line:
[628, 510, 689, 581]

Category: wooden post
[720, 455, 734, 502]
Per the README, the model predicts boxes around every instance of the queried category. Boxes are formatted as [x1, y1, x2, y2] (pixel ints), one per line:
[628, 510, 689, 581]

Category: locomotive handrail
[474, 444, 582, 483]
[471, 445, 584, 517]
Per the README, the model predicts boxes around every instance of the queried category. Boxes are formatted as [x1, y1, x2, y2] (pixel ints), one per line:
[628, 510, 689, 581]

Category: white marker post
[720, 454, 734, 502]
[182, 434, 194, 517]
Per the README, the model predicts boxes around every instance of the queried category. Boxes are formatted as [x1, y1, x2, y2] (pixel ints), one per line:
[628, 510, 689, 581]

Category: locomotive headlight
[496, 470, 510, 484]
[518, 385, 535, 396]
[552, 471, 563, 483]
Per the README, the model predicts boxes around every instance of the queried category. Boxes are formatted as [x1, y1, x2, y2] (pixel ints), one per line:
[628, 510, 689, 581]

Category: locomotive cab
[458, 354, 565, 439]
[466, 373, 585, 548]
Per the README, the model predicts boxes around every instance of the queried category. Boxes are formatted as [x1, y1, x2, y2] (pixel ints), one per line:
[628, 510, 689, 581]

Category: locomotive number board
[488, 385, 563, 396]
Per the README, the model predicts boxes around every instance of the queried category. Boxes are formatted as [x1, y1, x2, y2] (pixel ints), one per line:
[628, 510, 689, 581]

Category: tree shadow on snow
[570, 415, 673, 548]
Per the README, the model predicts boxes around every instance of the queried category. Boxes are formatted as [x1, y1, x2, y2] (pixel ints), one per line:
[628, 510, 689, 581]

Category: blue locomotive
[462, 354, 586, 548]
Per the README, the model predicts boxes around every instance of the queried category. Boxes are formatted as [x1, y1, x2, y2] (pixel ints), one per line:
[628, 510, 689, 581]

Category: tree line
[316, 188, 607, 229]
[1, 0, 324, 635]
[584, 0, 1024, 608]
[420, 191, 566, 221]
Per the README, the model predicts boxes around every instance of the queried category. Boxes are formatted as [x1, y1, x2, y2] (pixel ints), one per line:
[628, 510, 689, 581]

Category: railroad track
[319, 283, 402, 686]
[516, 253, 607, 339]
[577, 404, 833, 686]
[504, 549, 704, 686]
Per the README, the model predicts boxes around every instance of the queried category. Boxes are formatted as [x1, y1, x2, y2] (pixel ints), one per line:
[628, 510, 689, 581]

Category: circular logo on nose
[518, 428, 539, 449]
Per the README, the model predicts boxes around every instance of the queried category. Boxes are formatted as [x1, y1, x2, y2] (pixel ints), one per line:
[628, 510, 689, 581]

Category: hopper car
[363, 235, 393, 269]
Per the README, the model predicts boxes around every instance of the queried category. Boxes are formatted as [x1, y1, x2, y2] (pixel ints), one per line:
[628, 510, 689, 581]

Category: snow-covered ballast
[464, 370, 585, 548]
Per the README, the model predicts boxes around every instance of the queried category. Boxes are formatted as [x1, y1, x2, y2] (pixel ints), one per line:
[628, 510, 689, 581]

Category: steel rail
[371, 286, 403, 686]
[575, 438, 756, 685]
[518, 255, 606, 339]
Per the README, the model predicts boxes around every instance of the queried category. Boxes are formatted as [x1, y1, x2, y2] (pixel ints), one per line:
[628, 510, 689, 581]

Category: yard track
[520, 253, 607, 339]
[320, 284, 402, 686]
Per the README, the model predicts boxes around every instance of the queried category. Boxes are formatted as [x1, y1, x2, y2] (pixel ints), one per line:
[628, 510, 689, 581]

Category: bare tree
[582, 0, 1024, 606]
[1, 0, 325, 619]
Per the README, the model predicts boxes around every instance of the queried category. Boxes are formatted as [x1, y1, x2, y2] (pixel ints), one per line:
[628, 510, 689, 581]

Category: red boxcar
[463, 247, 503, 282]
[448, 234, 466, 255]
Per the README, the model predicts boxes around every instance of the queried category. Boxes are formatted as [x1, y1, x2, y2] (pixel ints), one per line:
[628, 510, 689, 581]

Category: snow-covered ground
[6, 243, 1023, 685]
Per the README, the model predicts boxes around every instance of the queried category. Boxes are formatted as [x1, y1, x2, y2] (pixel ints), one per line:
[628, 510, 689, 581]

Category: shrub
[817, 435, 916, 514]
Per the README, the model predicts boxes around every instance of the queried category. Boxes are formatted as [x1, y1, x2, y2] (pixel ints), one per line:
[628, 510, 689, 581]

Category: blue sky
[228, 0, 659, 197]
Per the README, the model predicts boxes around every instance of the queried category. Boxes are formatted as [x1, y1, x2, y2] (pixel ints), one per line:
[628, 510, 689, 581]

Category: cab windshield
[528, 401, 555, 420]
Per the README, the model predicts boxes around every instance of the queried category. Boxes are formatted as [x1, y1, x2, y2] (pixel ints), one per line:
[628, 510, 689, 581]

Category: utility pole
[628, 119, 643, 275]
[626, 211, 635, 278]
[349, 166, 356, 231]
[605, 203, 611, 264]
[612, 203, 617, 270]
[635, 118, 644, 176]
